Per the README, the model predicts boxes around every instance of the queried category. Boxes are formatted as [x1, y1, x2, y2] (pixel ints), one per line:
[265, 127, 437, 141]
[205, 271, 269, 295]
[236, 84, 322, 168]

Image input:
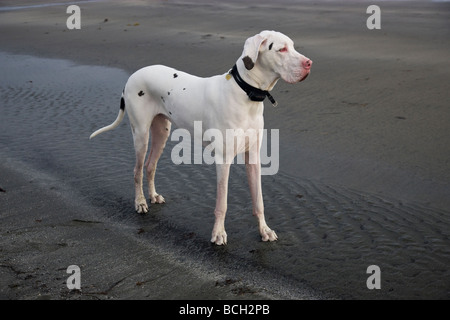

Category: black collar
[229, 65, 278, 107]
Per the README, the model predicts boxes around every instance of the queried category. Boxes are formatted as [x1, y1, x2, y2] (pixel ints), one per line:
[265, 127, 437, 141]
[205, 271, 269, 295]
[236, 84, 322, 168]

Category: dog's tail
[89, 94, 126, 140]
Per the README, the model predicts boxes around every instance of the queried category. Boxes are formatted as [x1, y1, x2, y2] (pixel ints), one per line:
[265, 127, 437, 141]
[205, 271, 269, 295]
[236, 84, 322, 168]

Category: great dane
[90, 30, 312, 245]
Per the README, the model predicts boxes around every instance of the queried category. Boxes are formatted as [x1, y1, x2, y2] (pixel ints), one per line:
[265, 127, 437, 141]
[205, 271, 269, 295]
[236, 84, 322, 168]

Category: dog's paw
[150, 193, 165, 204]
[135, 197, 149, 214]
[260, 226, 278, 242]
[211, 230, 227, 246]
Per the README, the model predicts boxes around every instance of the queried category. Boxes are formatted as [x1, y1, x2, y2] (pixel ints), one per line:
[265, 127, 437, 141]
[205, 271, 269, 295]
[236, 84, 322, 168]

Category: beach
[1, 0, 449, 300]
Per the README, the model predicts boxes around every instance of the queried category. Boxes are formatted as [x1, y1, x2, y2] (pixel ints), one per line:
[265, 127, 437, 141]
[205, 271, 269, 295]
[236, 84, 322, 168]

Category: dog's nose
[302, 59, 312, 70]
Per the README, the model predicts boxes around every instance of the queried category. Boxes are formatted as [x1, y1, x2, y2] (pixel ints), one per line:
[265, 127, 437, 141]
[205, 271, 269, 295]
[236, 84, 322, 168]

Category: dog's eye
[278, 47, 288, 53]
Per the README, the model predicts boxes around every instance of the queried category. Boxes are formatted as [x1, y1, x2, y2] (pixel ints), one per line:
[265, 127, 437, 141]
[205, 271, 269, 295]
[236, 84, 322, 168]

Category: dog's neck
[236, 59, 280, 92]
[231, 61, 279, 107]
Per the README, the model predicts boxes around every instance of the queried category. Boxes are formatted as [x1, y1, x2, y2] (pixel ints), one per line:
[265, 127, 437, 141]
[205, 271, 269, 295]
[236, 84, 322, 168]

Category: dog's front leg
[245, 151, 278, 242]
[211, 163, 231, 245]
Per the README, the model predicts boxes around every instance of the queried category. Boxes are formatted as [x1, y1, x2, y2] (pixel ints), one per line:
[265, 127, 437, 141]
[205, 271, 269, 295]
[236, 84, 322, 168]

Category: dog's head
[241, 30, 312, 85]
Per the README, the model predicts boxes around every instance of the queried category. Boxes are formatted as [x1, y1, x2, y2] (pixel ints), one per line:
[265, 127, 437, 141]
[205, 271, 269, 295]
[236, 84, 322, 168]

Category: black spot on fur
[138, 90, 144, 96]
[167, 92, 170, 95]
[120, 97, 125, 110]
[160, 96, 165, 103]
[183, 88, 186, 90]
[169, 111, 172, 115]
[173, 73, 178, 78]
[242, 56, 254, 70]
[269, 42, 273, 50]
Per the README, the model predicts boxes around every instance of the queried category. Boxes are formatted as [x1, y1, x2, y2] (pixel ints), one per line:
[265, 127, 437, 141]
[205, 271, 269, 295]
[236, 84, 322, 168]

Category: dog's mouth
[284, 71, 309, 84]
[299, 72, 309, 82]
[288, 70, 310, 83]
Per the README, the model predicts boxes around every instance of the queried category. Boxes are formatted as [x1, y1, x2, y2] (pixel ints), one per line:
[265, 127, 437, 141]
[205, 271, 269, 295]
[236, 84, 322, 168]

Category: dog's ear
[241, 33, 267, 70]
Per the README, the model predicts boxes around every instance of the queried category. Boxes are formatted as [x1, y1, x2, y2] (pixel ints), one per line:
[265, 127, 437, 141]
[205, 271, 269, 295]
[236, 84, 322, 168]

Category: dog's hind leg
[145, 114, 171, 204]
[132, 125, 150, 213]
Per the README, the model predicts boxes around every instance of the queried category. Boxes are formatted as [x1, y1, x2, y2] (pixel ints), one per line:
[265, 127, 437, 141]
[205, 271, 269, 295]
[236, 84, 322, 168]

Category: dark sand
[1, 0, 449, 300]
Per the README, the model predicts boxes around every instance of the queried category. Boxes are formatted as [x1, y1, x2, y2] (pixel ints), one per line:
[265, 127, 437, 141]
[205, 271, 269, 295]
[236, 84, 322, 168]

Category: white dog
[90, 30, 312, 245]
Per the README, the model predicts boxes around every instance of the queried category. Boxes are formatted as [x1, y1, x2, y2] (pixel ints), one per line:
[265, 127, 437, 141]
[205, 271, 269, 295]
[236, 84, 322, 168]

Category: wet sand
[1, 0, 450, 300]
